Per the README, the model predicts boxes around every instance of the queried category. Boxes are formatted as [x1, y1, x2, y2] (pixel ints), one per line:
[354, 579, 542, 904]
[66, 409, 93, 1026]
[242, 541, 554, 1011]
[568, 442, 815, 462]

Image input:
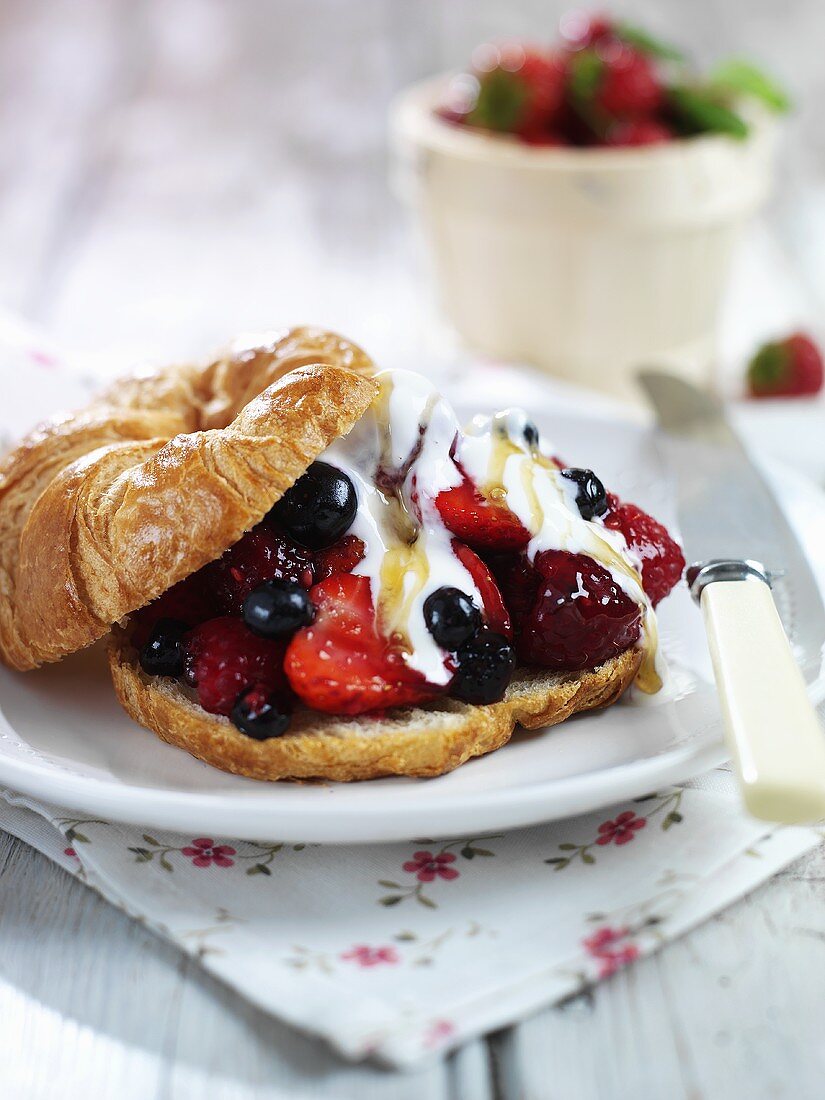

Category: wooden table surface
[2, 2, 825, 1096]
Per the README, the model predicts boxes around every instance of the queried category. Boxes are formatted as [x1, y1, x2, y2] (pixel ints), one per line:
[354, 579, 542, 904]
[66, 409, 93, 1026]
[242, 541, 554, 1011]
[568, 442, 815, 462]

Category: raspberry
[130, 571, 217, 648]
[207, 525, 314, 614]
[313, 534, 366, 582]
[604, 495, 685, 605]
[493, 550, 642, 670]
[747, 332, 824, 398]
[517, 50, 566, 134]
[596, 47, 662, 118]
[184, 617, 290, 717]
[605, 118, 672, 145]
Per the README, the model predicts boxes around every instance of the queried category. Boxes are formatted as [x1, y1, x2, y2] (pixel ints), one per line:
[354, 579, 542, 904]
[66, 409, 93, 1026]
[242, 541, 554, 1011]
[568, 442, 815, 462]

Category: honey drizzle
[373, 378, 438, 648]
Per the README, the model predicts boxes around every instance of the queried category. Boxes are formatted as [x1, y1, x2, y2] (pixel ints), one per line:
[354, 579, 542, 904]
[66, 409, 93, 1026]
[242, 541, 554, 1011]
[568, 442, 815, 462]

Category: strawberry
[747, 332, 824, 398]
[285, 573, 437, 715]
[517, 50, 567, 134]
[452, 540, 511, 637]
[603, 494, 685, 605]
[598, 48, 662, 117]
[436, 472, 531, 552]
[469, 48, 565, 138]
[567, 44, 662, 130]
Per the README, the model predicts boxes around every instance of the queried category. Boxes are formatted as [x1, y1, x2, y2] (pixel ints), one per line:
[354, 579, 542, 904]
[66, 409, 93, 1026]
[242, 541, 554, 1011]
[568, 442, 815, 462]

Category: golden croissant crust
[0, 326, 378, 671]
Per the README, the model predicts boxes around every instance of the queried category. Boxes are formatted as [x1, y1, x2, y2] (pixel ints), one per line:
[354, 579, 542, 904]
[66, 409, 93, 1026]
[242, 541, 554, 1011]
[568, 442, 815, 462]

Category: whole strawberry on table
[438, 10, 789, 147]
[747, 332, 824, 399]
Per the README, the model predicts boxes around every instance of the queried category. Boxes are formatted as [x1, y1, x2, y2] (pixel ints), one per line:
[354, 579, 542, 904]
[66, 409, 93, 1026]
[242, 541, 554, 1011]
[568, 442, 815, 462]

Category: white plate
[1, 412, 823, 843]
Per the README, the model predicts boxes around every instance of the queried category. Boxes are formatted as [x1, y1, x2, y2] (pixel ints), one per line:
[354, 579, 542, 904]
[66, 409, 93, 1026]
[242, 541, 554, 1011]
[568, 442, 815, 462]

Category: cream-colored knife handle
[701, 576, 825, 823]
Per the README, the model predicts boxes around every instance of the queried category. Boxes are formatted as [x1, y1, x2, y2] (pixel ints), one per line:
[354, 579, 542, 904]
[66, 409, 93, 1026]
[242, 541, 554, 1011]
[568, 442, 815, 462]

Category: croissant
[0, 327, 641, 782]
[0, 327, 376, 670]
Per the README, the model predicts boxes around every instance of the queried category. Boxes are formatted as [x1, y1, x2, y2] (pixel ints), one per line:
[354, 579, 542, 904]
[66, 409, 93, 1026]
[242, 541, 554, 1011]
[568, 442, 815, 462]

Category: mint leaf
[615, 22, 685, 61]
[669, 86, 749, 139]
[468, 68, 527, 133]
[711, 58, 791, 113]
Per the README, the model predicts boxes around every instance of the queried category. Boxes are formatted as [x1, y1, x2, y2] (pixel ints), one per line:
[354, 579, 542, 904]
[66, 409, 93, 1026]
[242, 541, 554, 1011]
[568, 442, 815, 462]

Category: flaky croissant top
[0, 327, 379, 671]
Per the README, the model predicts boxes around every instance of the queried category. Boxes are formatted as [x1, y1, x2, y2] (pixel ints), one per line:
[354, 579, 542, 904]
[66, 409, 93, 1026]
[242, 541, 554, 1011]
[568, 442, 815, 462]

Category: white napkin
[0, 782, 817, 1066]
[0, 313, 820, 1067]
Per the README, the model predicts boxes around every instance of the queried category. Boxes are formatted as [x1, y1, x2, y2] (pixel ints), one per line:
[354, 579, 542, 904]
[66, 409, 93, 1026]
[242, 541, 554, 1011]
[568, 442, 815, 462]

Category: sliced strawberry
[603, 494, 685, 605]
[285, 573, 438, 715]
[436, 472, 530, 552]
[452, 540, 511, 637]
[313, 534, 366, 582]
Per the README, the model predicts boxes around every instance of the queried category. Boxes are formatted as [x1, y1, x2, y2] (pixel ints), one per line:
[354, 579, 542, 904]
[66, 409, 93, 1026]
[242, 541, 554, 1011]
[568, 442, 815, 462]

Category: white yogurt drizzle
[320, 371, 661, 693]
[322, 370, 479, 685]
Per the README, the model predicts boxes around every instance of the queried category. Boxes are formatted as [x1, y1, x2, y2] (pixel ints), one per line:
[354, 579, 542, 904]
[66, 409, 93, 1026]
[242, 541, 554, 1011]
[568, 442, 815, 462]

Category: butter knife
[638, 370, 825, 823]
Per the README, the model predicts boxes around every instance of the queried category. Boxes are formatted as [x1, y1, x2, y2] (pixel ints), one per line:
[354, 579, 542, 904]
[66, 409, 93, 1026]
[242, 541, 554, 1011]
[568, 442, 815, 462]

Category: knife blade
[639, 369, 825, 823]
[638, 370, 825, 685]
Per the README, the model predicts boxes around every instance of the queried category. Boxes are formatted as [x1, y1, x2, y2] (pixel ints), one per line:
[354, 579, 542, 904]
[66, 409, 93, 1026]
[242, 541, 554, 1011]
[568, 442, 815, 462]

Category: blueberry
[267, 461, 357, 549]
[450, 629, 516, 704]
[424, 586, 481, 650]
[523, 420, 539, 448]
[231, 684, 292, 740]
[139, 618, 187, 677]
[243, 580, 315, 638]
[560, 467, 608, 521]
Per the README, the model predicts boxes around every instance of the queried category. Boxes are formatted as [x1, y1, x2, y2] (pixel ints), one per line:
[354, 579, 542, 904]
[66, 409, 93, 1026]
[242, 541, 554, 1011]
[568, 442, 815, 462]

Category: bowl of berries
[391, 12, 789, 400]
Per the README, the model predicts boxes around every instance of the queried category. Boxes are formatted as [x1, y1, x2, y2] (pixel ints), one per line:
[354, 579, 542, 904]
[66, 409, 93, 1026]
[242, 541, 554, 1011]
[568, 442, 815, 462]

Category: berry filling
[243, 580, 315, 639]
[451, 629, 516, 705]
[128, 371, 684, 739]
[603, 494, 685, 607]
[284, 572, 435, 715]
[423, 586, 481, 651]
[207, 527, 314, 615]
[131, 571, 218, 649]
[314, 534, 366, 581]
[184, 617, 291, 718]
[232, 683, 292, 741]
[266, 461, 357, 549]
[436, 470, 531, 551]
[492, 550, 642, 671]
